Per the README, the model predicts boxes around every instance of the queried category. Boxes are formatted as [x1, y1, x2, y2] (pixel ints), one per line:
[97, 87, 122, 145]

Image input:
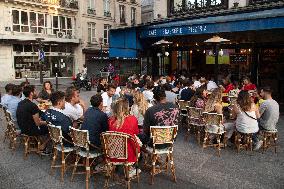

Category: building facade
[141, 0, 167, 23]
[110, 0, 284, 101]
[0, 0, 141, 81]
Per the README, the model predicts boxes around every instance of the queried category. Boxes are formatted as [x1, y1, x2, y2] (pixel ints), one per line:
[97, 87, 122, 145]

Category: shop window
[13, 44, 23, 52]
[88, 22, 96, 43]
[103, 24, 111, 44]
[24, 45, 32, 52]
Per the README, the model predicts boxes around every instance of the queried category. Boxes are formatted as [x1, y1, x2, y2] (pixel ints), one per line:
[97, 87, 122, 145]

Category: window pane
[13, 25, 20, 32]
[21, 11, 28, 25]
[88, 25, 91, 42]
[30, 12, 36, 26]
[53, 16, 58, 28]
[60, 16, 65, 30]
[38, 14, 44, 26]
[67, 18, 72, 29]
[12, 10, 19, 24]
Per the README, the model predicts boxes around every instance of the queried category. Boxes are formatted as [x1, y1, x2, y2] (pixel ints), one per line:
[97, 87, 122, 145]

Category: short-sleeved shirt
[6, 96, 21, 121]
[259, 99, 279, 130]
[101, 92, 112, 114]
[62, 102, 83, 121]
[16, 99, 46, 136]
[1, 94, 12, 108]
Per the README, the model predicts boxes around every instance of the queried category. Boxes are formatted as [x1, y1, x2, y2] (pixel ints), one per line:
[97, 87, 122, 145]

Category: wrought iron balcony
[248, 0, 284, 5]
[87, 8, 96, 15]
[168, 0, 229, 17]
[104, 11, 111, 17]
[10, 0, 79, 9]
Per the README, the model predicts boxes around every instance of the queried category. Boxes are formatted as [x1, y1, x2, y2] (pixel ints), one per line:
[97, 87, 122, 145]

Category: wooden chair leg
[85, 157, 90, 189]
[249, 135, 253, 152]
[150, 154, 157, 185]
[237, 135, 241, 153]
[124, 165, 131, 189]
[50, 149, 58, 175]
[71, 155, 80, 182]
[217, 135, 221, 157]
[104, 164, 112, 188]
[169, 152, 177, 183]
[61, 151, 65, 182]
[197, 130, 201, 145]
[203, 132, 209, 148]
[274, 133, 277, 153]
[262, 133, 267, 153]
[24, 137, 29, 159]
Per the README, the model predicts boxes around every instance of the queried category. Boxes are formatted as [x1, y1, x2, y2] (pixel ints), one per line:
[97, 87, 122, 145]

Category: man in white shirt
[207, 77, 218, 91]
[101, 84, 116, 115]
[62, 86, 86, 123]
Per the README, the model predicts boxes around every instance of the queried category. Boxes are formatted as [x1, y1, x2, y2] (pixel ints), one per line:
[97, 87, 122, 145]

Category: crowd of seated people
[0, 72, 280, 179]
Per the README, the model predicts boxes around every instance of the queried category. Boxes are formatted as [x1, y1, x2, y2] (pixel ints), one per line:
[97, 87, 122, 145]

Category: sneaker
[129, 167, 141, 178]
[253, 140, 263, 151]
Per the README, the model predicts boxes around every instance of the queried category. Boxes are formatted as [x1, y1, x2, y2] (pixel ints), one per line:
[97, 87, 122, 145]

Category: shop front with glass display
[13, 44, 75, 79]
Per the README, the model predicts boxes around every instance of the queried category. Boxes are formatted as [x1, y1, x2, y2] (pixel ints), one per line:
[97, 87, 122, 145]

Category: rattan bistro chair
[202, 112, 226, 157]
[101, 131, 140, 189]
[177, 100, 189, 128]
[187, 107, 204, 143]
[235, 131, 254, 153]
[47, 124, 74, 182]
[261, 129, 278, 153]
[70, 127, 102, 189]
[144, 126, 178, 185]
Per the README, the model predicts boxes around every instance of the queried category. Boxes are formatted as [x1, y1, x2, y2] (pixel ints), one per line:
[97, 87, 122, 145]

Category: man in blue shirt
[1, 83, 14, 108]
[45, 91, 73, 146]
[81, 94, 108, 149]
[6, 85, 22, 129]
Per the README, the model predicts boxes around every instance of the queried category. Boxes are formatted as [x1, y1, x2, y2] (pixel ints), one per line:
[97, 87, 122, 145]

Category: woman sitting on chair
[108, 98, 141, 164]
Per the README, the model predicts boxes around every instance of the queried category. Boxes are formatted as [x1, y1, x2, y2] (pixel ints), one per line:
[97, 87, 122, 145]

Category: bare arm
[32, 113, 47, 127]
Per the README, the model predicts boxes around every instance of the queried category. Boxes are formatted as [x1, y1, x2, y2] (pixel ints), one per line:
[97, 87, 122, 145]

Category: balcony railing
[248, 0, 284, 5]
[168, 0, 228, 17]
[87, 8, 96, 15]
[104, 11, 111, 17]
[15, 0, 79, 9]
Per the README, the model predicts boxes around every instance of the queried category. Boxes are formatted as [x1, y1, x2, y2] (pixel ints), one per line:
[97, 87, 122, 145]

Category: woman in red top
[220, 77, 235, 93]
[108, 98, 140, 163]
[242, 77, 257, 91]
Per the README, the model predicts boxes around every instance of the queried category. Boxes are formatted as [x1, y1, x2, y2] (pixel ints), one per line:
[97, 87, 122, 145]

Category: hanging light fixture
[165, 51, 169, 56]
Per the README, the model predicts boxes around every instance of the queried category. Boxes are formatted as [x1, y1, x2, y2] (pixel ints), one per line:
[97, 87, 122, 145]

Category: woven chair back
[150, 126, 178, 145]
[47, 124, 63, 144]
[70, 127, 89, 150]
[178, 100, 189, 110]
[203, 112, 223, 126]
[101, 132, 130, 160]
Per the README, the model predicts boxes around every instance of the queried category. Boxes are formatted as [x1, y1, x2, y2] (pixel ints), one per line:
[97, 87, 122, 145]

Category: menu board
[230, 54, 248, 64]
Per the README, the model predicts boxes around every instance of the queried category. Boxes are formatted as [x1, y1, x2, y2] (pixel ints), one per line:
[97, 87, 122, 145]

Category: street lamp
[204, 36, 230, 83]
[36, 37, 45, 84]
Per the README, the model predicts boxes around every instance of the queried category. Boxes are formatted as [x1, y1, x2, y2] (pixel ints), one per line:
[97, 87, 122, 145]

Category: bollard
[55, 73, 58, 91]
[25, 75, 28, 83]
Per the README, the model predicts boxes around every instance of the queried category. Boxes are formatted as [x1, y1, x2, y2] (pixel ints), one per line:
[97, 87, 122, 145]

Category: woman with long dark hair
[38, 81, 54, 103]
[189, 85, 208, 109]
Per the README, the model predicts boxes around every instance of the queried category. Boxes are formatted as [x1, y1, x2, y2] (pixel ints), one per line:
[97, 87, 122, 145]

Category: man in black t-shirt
[16, 85, 49, 149]
[180, 80, 195, 101]
[141, 87, 179, 146]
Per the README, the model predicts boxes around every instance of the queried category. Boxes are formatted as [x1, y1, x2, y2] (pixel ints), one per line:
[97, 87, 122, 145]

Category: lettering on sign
[148, 29, 157, 36]
[188, 25, 207, 33]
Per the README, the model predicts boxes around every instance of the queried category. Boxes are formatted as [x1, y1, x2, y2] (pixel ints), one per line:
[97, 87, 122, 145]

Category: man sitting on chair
[140, 87, 179, 147]
[45, 91, 73, 147]
[16, 85, 49, 152]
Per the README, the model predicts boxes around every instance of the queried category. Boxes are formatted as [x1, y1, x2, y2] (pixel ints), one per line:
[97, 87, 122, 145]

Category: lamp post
[36, 37, 44, 84]
[204, 36, 230, 83]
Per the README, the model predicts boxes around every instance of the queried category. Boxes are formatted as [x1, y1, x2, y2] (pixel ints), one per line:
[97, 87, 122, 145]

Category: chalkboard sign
[230, 54, 248, 64]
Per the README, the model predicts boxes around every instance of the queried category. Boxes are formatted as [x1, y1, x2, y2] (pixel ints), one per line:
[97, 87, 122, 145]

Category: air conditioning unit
[56, 31, 65, 38]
